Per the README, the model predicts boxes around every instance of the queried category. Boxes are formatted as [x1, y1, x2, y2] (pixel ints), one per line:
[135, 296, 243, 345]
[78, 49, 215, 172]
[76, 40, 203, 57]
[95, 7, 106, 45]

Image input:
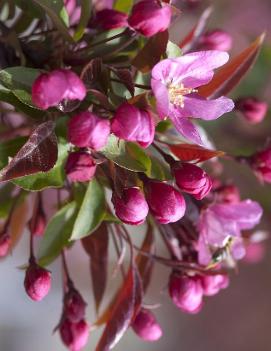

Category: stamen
[168, 83, 198, 108]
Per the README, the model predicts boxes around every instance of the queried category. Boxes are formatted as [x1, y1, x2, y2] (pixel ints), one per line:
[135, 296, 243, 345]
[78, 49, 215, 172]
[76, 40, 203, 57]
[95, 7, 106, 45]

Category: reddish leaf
[132, 31, 169, 73]
[198, 33, 265, 99]
[81, 223, 109, 314]
[179, 6, 213, 53]
[169, 143, 224, 162]
[95, 266, 137, 351]
[0, 121, 57, 182]
[110, 67, 135, 96]
[136, 223, 155, 293]
[80, 58, 103, 89]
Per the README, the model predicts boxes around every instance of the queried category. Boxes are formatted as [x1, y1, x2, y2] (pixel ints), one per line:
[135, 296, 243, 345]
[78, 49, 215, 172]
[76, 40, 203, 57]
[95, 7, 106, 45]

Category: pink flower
[168, 273, 203, 314]
[60, 319, 89, 351]
[32, 69, 86, 110]
[250, 146, 271, 183]
[64, 288, 87, 323]
[144, 181, 186, 224]
[198, 29, 233, 51]
[96, 9, 128, 30]
[198, 200, 263, 265]
[244, 242, 265, 264]
[151, 51, 235, 144]
[236, 97, 268, 124]
[68, 111, 110, 150]
[128, 0, 172, 37]
[111, 103, 155, 148]
[65, 152, 97, 183]
[112, 187, 149, 225]
[64, 0, 81, 26]
[24, 263, 51, 301]
[201, 274, 229, 296]
[0, 233, 11, 257]
[173, 162, 212, 200]
[132, 308, 163, 342]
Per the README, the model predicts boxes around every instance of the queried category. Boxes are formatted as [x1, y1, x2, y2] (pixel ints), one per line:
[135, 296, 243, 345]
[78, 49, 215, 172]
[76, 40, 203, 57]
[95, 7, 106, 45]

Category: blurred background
[1, 0, 271, 350]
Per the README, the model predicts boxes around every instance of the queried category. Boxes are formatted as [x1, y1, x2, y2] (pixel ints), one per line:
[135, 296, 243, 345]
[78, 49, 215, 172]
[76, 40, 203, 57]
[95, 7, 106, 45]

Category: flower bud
[32, 211, 46, 237]
[244, 242, 265, 264]
[64, 288, 87, 323]
[128, 0, 172, 37]
[173, 162, 212, 200]
[65, 151, 97, 183]
[60, 319, 89, 351]
[112, 187, 149, 225]
[168, 273, 203, 314]
[111, 103, 154, 148]
[250, 147, 271, 183]
[96, 9, 128, 30]
[0, 233, 11, 257]
[201, 274, 229, 296]
[132, 308, 162, 342]
[24, 263, 51, 301]
[198, 29, 233, 51]
[145, 181, 186, 224]
[235, 97, 268, 124]
[215, 184, 240, 204]
[68, 111, 110, 150]
[32, 69, 86, 110]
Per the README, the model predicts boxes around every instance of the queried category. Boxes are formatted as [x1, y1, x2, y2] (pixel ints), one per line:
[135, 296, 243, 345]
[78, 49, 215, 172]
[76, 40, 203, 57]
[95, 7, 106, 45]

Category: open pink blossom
[151, 51, 235, 144]
[197, 200, 263, 265]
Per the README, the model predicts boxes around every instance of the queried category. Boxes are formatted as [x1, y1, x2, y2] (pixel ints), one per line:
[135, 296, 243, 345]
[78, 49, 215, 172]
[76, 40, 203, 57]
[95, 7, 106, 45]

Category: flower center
[168, 83, 197, 108]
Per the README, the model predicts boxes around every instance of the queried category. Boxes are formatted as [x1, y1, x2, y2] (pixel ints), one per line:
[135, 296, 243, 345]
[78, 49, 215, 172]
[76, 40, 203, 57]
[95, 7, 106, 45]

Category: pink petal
[151, 79, 170, 118]
[170, 112, 203, 145]
[182, 95, 235, 120]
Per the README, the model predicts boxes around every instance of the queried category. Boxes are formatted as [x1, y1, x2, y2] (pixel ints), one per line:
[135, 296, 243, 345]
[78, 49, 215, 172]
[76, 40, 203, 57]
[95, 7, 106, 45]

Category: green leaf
[166, 40, 182, 58]
[13, 140, 69, 191]
[114, 0, 133, 13]
[71, 179, 105, 240]
[0, 136, 27, 169]
[146, 155, 171, 180]
[73, 0, 91, 41]
[32, 0, 73, 42]
[101, 135, 151, 173]
[38, 201, 78, 266]
[0, 183, 14, 218]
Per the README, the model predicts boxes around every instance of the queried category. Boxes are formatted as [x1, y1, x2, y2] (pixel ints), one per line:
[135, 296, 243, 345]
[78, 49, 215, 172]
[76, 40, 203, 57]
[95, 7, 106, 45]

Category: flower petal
[151, 79, 170, 118]
[182, 94, 234, 120]
[170, 112, 203, 145]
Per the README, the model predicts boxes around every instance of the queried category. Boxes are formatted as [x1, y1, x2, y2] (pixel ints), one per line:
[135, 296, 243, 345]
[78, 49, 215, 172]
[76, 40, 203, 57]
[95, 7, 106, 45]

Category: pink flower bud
[0, 233, 11, 257]
[244, 242, 265, 264]
[215, 184, 240, 203]
[250, 147, 271, 183]
[96, 9, 128, 30]
[68, 111, 110, 150]
[201, 274, 229, 296]
[112, 187, 149, 225]
[32, 69, 86, 110]
[65, 151, 97, 183]
[173, 163, 212, 200]
[199, 29, 233, 51]
[145, 181, 186, 224]
[168, 273, 203, 314]
[236, 97, 268, 124]
[128, 0, 172, 37]
[24, 263, 51, 301]
[132, 308, 163, 342]
[111, 103, 154, 148]
[32, 211, 46, 237]
[64, 289, 87, 323]
[60, 319, 89, 351]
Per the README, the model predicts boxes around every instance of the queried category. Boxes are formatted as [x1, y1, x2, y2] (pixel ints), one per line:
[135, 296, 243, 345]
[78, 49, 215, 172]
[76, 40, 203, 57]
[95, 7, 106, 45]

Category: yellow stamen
[168, 83, 198, 108]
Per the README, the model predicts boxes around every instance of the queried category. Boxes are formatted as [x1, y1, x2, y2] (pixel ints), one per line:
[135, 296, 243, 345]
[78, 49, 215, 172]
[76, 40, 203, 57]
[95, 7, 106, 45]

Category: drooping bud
[0, 233, 11, 257]
[250, 146, 271, 183]
[132, 308, 163, 342]
[60, 319, 89, 351]
[198, 29, 233, 51]
[32, 69, 86, 110]
[24, 262, 51, 301]
[128, 0, 172, 37]
[173, 162, 212, 200]
[215, 184, 240, 204]
[168, 273, 203, 314]
[68, 111, 110, 150]
[31, 211, 46, 237]
[65, 151, 97, 183]
[96, 9, 128, 30]
[201, 274, 229, 296]
[235, 97, 268, 124]
[64, 288, 87, 323]
[112, 187, 149, 225]
[111, 103, 155, 148]
[144, 181, 186, 224]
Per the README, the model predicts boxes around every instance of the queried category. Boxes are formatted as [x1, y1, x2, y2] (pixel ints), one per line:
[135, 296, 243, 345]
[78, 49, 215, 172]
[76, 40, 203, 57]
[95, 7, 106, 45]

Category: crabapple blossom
[24, 263, 51, 301]
[132, 309, 163, 341]
[65, 152, 97, 183]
